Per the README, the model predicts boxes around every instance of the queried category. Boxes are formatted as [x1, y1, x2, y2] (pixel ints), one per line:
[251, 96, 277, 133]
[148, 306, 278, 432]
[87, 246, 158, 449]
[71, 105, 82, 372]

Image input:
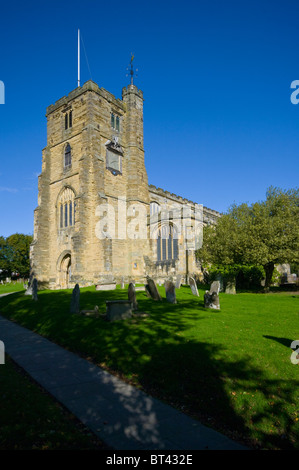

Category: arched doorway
[57, 252, 72, 289]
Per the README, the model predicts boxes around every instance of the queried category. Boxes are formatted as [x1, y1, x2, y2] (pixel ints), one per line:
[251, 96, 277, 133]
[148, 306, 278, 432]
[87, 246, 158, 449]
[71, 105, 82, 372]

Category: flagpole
[78, 29, 80, 87]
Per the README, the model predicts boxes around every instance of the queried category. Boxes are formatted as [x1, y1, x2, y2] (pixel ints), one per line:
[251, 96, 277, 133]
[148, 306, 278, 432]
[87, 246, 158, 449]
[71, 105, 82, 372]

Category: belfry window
[111, 113, 120, 131]
[58, 187, 76, 229]
[64, 143, 72, 168]
[64, 110, 73, 130]
[157, 225, 179, 262]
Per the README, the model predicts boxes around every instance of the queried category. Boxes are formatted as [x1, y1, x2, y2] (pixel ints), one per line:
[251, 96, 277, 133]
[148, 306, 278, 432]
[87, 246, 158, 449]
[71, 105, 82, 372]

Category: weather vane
[126, 53, 138, 85]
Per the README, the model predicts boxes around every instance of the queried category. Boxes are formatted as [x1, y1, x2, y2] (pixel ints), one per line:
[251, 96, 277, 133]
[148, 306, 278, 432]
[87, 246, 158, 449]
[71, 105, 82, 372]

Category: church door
[59, 254, 71, 289]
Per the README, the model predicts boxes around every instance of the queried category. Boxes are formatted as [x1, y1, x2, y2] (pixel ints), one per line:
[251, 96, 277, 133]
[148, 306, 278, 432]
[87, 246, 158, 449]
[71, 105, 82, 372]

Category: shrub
[204, 264, 265, 291]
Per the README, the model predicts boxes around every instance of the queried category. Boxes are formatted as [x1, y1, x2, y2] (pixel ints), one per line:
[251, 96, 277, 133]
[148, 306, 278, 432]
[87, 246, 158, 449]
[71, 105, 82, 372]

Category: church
[30, 76, 220, 289]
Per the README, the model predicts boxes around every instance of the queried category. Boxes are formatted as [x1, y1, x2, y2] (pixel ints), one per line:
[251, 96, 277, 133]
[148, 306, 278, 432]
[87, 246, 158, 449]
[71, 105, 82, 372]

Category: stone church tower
[31, 78, 219, 289]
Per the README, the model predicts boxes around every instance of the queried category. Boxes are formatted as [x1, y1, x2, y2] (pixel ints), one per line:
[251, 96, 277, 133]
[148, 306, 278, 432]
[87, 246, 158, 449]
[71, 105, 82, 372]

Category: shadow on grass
[263, 336, 294, 349]
[0, 287, 298, 449]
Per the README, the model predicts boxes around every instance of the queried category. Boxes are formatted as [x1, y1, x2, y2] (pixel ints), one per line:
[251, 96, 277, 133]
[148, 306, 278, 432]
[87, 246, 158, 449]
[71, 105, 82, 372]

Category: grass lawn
[0, 282, 25, 294]
[0, 285, 298, 449]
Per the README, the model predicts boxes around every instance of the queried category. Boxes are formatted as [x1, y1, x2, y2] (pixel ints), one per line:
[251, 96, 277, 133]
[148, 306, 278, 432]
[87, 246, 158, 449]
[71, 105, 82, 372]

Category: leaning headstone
[32, 278, 38, 301]
[225, 280, 236, 295]
[204, 291, 220, 310]
[165, 280, 177, 304]
[144, 284, 151, 298]
[70, 283, 80, 314]
[189, 277, 199, 297]
[146, 277, 162, 301]
[128, 282, 138, 310]
[175, 275, 182, 289]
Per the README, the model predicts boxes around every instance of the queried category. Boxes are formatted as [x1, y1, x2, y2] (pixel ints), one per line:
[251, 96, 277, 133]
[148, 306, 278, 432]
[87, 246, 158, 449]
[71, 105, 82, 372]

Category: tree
[1, 234, 33, 278]
[0, 236, 12, 275]
[197, 187, 299, 288]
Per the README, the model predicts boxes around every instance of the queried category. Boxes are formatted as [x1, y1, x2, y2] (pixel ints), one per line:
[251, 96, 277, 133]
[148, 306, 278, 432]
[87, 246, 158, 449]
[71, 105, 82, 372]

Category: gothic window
[150, 202, 160, 216]
[111, 113, 120, 131]
[64, 110, 73, 130]
[64, 143, 72, 168]
[156, 225, 179, 262]
[58, 187, 76, 229]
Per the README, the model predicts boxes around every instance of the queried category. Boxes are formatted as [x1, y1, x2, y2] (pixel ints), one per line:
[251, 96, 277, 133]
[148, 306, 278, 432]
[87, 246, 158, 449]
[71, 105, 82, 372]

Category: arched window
[150, 202, 160, 216]
[111, 113, 120, 131]
[64, 143, 72, 168]
[64, 111, 73, 130]
[156, 225, 178, 262]
[58, 187, 76, 229]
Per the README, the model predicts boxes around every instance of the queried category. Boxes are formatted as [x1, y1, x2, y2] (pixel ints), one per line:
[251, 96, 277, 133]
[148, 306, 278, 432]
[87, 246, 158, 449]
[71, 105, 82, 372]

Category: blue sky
[0, 0, 299, 237]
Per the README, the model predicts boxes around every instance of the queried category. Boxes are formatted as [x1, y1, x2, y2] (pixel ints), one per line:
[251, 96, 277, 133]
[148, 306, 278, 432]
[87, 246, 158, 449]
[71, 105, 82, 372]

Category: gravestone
[204, 291, 220, 310]
[144, 284, 151, 298]
[175, 275, 182, 289]
[70, 283, 80, 314]
[225, 280, 236, 294]
[189, 277, 199, 297]
[210, 280, 220, 295]
[32, 278, 38, 301]
[165, 280, 177, 304]
[146, 277, 162, 301]
[121, 277, 125, 289]
[128, 282, 138, 310]
[106, 300, 132, 321]
[204, 281, 220, 310]
[215, 274, 224, 292]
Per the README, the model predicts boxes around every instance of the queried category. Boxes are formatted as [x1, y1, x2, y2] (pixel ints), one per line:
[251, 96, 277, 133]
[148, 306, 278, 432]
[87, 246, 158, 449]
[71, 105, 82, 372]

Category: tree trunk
[264, 261, 275, 290]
